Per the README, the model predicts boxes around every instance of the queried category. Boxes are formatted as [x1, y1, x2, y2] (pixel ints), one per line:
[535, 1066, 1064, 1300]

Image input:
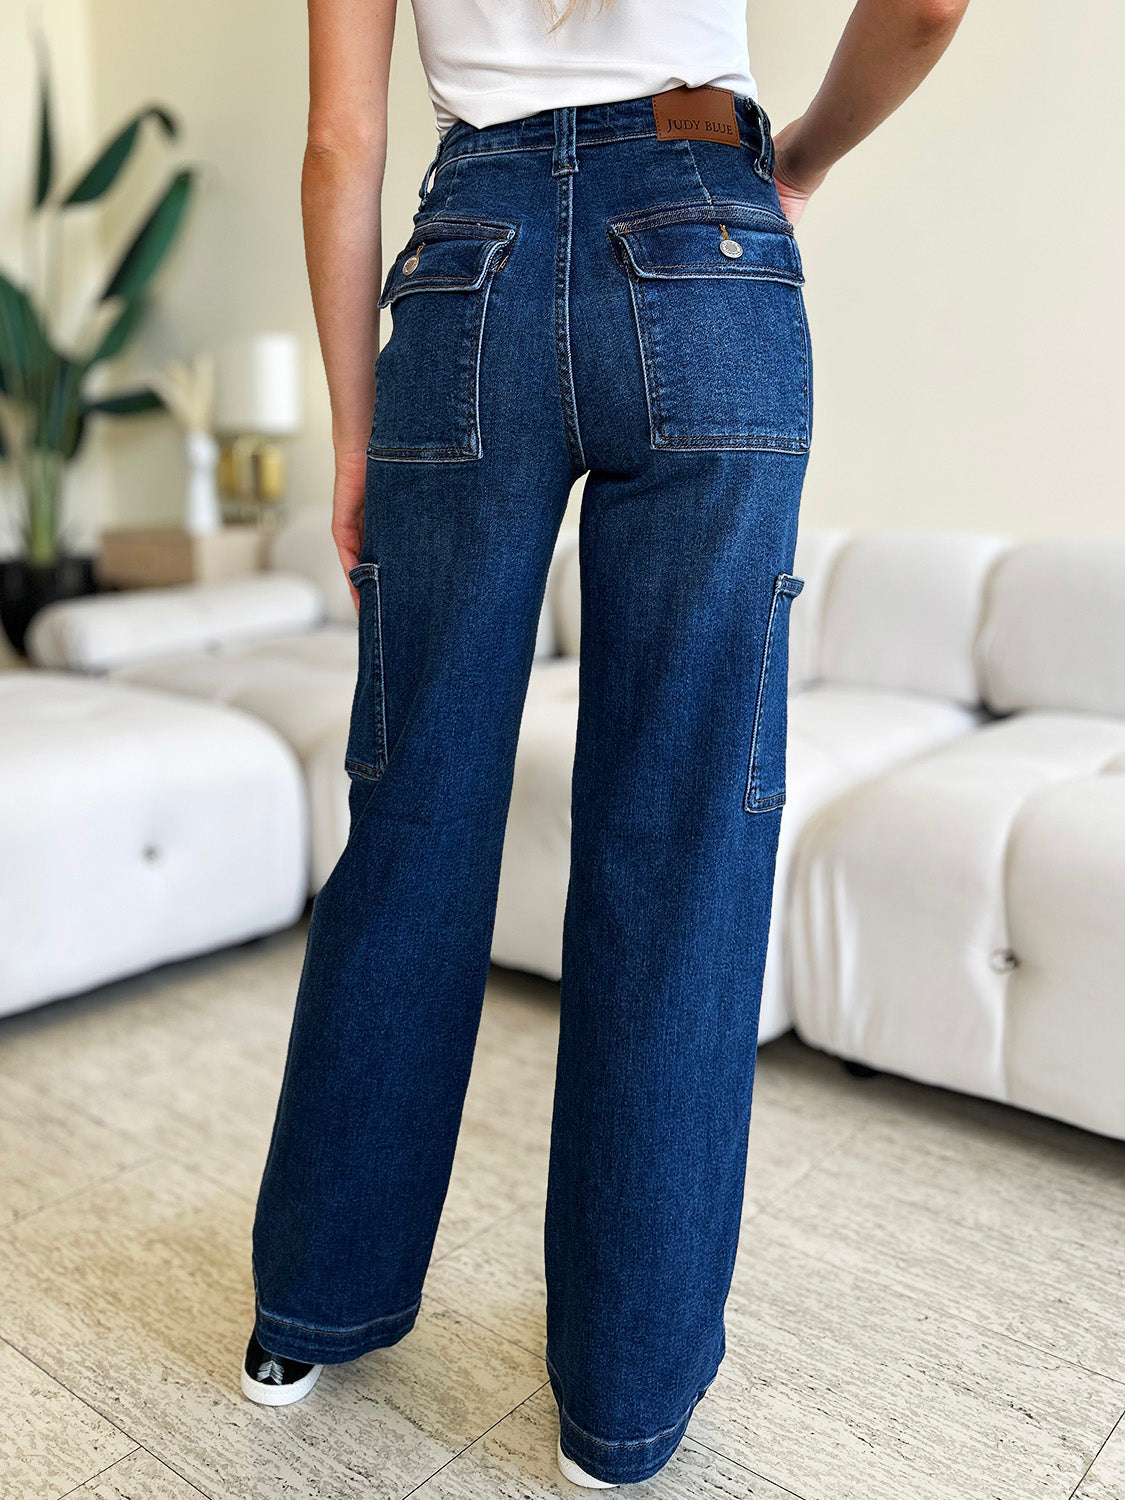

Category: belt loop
[750, 98, 775, 181]
[551, 106, 578, 176]
[418, 133, 445, 205]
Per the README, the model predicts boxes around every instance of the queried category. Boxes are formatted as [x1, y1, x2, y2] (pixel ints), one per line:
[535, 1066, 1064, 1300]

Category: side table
[97, 524, 267, 589]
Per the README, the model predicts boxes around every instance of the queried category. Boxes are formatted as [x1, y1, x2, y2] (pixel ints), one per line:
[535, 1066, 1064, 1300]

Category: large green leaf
[87, 294, 148, 365]
[0, 272, 54, 388]
[84, 387, 165, 415]
[63, 406, 88, 461]
[61, 106, 178, 206]
[33, 35, 53, 209]
[99, 168, 195, 302]
[30, 352, 83, 454]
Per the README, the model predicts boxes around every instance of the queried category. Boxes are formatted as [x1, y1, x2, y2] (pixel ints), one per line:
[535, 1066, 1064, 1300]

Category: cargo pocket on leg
[744, 572, 804, 813]
[345, 562, 389, 782]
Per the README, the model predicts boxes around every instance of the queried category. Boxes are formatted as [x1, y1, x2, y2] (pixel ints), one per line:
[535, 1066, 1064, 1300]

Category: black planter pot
[0, 554, 99, 657]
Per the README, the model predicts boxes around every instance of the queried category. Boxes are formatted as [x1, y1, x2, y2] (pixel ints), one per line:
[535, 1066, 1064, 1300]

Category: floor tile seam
[428, 1191, 546, 1266]
[1, 1151, 165, 1238]
[418, 1289, 547, 1364]
[736, 1209, 1125, 1390]
[145, 1149, 268, 1209]
[1067, 1403, 1125, 1500]
[742, 1118, 872, 1222]
[0, 1334, 158, 1483]
[806, 1110, 1125, 1206]
[51, 1448, 143, 1500]
[0, 1067, 166, 1152]
[751, 1095, 1125, 1245]
[397, 1378, 553, 1500]
[53, 1443, 216, 1500]
[682, 1434, 817, 1500]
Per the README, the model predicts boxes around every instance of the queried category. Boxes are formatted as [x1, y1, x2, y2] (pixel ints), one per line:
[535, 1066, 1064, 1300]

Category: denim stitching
[378, 221, 517, 310]
[623, 265, 810, 452]
[258, 1297, 421, 1337]
[608, 198, 795, 238]
[551, 105, 578, 176]
[345, 562, 389, 780]
[367, 233, 516, 463]
[546, 1354, 705, 1450]
[554, 172, 586, 474]
[680, 137, 712, 207]
[628, 275, 670, 445]
[617, 265, 661, 452]
[745, 573, 804, 812]
[417, 136, 446, 207]
[437, 113, 772, 171]
[468, 266, 501, 458]
[623, 264, 803, 286]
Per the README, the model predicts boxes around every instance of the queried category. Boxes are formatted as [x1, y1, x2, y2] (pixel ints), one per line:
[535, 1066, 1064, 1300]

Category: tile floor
[0, 911, 1122, 1500]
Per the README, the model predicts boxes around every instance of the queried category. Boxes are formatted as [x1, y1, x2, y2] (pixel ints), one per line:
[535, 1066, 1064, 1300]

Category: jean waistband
[419, 90, 776, 202]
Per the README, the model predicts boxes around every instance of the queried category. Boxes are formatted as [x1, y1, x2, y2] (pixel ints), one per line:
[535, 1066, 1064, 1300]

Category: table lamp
[214, 332, 303, 529]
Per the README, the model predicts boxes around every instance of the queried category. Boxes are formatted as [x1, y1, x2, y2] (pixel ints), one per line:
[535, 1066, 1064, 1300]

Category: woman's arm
[771, 0, 971, 226]
[303, 0, 396, 600]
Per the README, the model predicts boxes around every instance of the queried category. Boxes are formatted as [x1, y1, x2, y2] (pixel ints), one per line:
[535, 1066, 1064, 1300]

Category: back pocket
[368, 215, 518, 462]
[607, 200, 811, 453]
[745, 572, 804, 813]
[345, 562, 389, 782]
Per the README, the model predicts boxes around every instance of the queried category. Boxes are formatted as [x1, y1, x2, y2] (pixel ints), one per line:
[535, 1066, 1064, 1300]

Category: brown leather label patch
[652, 85, 740, 147]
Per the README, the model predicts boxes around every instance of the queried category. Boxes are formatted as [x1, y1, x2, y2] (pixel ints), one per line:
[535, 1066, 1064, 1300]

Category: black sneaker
[241, 1329, 324, 1406]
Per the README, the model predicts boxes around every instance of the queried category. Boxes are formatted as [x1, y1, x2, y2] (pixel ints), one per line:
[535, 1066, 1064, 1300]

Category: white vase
[183, 429, 222, 535]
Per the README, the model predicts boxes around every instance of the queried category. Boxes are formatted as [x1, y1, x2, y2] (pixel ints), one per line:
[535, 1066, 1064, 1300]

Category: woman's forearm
[303, 0, 395, 472]
[775, 0, 971, 202]
[301, 135, 386, 462]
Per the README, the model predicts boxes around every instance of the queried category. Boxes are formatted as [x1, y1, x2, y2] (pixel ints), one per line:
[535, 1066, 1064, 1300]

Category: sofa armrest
[25, 572, 326, 673]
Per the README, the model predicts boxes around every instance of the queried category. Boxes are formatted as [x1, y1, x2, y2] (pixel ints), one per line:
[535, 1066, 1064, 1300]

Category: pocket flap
[608, 202, 803, 285]
[378, 218, 517, 308]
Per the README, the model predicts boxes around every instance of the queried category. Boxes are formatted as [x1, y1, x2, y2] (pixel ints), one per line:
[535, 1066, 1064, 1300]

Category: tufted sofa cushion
[976, 538, 1125, 718]
[816, 532, 1008, 704]
[0, 672, 307, 1016]
[787, 709, 1125, 1136]
[26, 572, 324, 673]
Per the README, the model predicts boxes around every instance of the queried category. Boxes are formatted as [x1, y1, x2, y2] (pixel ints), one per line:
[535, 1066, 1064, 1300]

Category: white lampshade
[214, 332, 303, 435]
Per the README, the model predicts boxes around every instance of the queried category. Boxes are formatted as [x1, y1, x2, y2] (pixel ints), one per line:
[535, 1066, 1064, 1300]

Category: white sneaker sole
[241, 1360, 324, 1406]
[557, 1434, 619, 1488]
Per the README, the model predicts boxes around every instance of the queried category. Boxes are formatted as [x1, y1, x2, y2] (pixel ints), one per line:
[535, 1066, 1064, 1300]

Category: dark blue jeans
[252, 92, 811, 1485]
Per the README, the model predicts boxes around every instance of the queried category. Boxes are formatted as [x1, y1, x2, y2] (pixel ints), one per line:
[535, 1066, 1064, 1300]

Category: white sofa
[788, 540, 1125, 1141]
[24, 508, 1125, 1140]
[0, 672, 307, 1018]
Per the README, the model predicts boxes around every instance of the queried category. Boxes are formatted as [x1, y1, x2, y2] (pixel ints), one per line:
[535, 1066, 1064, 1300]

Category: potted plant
[0, 29, 198, 653]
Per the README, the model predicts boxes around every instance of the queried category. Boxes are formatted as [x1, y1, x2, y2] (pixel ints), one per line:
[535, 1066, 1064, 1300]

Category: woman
[242, 0, 970, 1486]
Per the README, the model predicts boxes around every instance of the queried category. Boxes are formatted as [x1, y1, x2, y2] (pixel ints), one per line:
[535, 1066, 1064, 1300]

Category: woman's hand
[331, 446, 367, 612]
[771, 117, 829, 228]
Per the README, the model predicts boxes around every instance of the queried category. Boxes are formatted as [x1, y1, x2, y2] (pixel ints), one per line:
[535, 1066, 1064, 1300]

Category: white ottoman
[0, 672, 308, 1017]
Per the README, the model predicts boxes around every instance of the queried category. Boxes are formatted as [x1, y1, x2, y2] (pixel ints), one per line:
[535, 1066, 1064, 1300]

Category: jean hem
[546, 1352, 720, 1484]
[253, 1297, 422, 1364]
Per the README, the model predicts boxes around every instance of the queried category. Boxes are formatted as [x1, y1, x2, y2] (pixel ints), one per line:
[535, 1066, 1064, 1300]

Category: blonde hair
[542, 0, 616, 33]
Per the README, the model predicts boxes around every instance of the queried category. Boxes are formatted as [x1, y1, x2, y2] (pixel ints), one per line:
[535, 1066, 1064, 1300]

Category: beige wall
[84, 0, 445, 532]
[0, 0, 110, 554]
[11, 1, 1124, 544]
[750, 0, 1125, 539]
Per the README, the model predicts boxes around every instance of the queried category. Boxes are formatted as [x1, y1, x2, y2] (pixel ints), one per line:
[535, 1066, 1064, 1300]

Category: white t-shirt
[408, 0, 758, 136]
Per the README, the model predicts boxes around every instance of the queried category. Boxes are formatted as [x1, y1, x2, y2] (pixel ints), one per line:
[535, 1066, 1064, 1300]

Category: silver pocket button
[402, 253, 420, 274]
[719, 238, 744, 259]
